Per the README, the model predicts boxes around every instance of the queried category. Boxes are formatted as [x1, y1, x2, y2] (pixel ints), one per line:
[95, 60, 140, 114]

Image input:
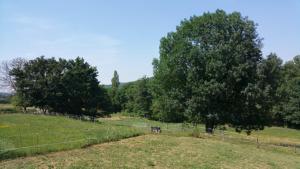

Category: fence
[0, 119, 299, 161]
[0, 120, 142, 160]
[96, 120, 300, 154]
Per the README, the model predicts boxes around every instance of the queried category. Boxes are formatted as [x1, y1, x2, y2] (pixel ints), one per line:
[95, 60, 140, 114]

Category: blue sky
[0, 0, 299, 84]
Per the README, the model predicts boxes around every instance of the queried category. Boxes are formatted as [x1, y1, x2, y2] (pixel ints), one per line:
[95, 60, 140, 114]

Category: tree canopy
[152, 10, 276, 133]
[109, 70, 122, 112]
[275, 55, 300, 128]
[118, 77, 153, 117]
[10, 56, 108, 117]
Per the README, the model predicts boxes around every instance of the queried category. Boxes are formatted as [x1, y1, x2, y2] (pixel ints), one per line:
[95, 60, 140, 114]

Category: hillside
[103, 81, 134, 89]
[0, 113, 300, 168]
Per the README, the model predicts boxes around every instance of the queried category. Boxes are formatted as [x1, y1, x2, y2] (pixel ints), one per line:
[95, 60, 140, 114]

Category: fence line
[0, 138, 88, 153]
[99, 121, 300, 152]
[0, 120, 299, 159]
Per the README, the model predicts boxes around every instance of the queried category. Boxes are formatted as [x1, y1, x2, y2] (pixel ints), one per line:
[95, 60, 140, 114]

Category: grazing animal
[206, 128, 213, 134]
[151, 126, 161, 133]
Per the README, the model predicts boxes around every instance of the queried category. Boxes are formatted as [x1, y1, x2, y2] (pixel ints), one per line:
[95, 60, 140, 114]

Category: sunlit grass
[0, 113, 143, 160]
[1, 107, 300, 168]
[1, 135, 299, 169]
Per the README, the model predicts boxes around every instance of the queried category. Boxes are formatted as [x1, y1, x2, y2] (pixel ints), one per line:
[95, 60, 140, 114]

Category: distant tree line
[2, 10, 299, 132]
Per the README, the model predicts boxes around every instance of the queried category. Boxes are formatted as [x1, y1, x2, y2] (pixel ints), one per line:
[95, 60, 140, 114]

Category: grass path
[1, 134, 299, 169]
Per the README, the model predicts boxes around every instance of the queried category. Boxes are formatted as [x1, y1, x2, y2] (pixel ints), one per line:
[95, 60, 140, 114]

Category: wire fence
[0, 119, 299, 161]
[0, 135, 91, 160]
[116, 121, 300, 154]
[89, 119, 300, 154]
[0, 119, 143, 160]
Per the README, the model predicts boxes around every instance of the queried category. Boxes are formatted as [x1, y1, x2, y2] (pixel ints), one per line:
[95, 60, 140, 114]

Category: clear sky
[1, 0, 299, 84]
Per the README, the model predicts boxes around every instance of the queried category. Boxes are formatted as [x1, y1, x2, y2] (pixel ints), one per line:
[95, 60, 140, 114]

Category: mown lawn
[1, 135, 299, 169]
[0, 113, 143, 160]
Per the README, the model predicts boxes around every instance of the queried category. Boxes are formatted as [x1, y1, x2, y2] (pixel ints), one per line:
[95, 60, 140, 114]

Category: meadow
[1, 135, 300, 169]
[0, 105, 300, 168]
[0, 113, 143, 160]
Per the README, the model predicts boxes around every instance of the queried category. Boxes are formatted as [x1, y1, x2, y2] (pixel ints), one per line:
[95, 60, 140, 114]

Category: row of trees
[111, 54, 299, 132]
[110, 10, 300, 133]
[1, 10, 299, 133]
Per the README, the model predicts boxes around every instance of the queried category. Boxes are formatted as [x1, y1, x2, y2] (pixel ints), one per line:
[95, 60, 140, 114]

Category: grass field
[1, 135, 300, 169]
[99, 114, 300, 147]
[0, 105, 300, 168]
[0, 113, 143, 160]
[0, 104, 17, 114]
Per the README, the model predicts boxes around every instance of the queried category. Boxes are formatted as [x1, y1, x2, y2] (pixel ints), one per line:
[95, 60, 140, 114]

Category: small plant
[190, 127, 204, 138]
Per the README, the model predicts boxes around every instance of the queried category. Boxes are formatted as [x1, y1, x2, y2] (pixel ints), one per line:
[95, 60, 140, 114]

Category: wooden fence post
[36, 133, 39, 152]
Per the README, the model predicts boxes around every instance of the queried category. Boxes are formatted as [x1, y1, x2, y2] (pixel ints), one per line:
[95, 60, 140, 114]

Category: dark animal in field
[206, 128, 213, 134]
[151, 126, 161, 133]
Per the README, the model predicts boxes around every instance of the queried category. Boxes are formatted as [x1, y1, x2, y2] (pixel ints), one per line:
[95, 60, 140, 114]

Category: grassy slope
[100, 114, 300, 145]
[1, 135, 299, 169]
[0, 114, 143, 159]
[1, 112, 300, 168]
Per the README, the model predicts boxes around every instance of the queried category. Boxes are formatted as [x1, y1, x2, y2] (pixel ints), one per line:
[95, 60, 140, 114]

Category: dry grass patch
[1, 135, 299, 169]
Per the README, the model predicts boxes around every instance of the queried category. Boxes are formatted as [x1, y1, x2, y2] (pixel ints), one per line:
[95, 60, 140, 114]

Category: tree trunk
[22, 106, 27, 113]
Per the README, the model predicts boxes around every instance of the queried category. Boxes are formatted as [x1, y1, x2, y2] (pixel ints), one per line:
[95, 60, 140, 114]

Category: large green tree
[59, 57, 102, 117]
[153, 10, 272, 133]
[10, 56, 107, 117]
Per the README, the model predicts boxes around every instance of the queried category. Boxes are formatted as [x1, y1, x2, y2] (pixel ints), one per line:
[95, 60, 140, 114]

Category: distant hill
[103, 82, 132, 89]
[0, 92, 12, 97]
[103, 77, 153, 89]
[0, 92, 12, 103]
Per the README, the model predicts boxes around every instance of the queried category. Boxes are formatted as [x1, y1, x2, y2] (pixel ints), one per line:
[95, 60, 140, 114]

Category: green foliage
[109, 70, 121, 112]
[119, 77, 153, 117]
[257, 53, 284, 126]
[152, 10, 275, 133]
[10, 94, 30, 112]
[10, 56, 109, 117]
[97, 85, 113, 115]
[275, 55, 300, 128]
[111, 70, 120, 89]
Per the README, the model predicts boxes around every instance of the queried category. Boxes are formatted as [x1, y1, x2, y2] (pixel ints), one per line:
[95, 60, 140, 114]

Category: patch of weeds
[190, 127, 205, 138]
